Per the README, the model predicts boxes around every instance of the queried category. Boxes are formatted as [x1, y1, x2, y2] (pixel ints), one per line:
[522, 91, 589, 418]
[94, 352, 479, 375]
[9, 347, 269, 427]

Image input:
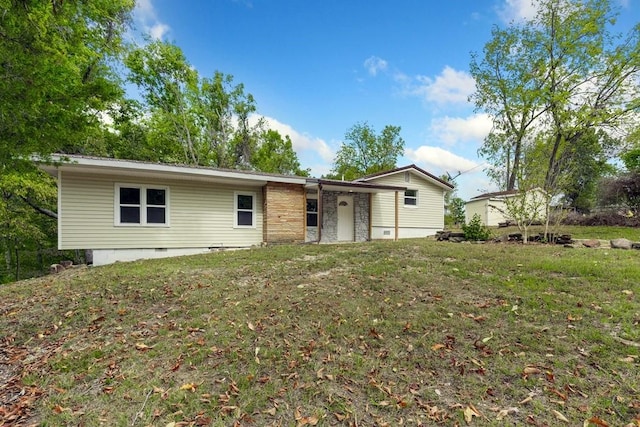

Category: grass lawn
[1, 236, 639, 426]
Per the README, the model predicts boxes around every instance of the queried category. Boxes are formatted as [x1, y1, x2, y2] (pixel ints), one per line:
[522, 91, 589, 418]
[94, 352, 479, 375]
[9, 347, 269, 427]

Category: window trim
[114, 184, 170, 227]
[404, 189, 418, 207]
[234, 191, 257, 228]
[306, 196, 318, 227]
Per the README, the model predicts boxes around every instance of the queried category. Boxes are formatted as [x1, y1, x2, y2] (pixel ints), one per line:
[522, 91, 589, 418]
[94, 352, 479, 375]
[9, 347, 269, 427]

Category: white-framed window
[115, 184, 169, 226]
[234, 192, 256, 228]
[306, 198, 318, 227]
[404, 189, 418, 206]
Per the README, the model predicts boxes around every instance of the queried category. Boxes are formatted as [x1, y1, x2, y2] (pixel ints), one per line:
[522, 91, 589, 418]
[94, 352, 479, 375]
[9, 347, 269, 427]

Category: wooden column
[317, 184, 323, 243]
[368, 193, 372, 241]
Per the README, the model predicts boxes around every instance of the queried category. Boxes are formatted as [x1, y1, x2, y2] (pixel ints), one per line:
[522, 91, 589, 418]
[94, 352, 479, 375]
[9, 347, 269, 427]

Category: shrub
[462, 214, 492, 241]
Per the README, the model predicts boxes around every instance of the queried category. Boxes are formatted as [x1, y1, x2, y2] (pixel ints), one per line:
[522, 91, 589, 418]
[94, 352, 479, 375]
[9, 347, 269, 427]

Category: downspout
[317, 183, 323, 243]
[395, 191, 399, 241]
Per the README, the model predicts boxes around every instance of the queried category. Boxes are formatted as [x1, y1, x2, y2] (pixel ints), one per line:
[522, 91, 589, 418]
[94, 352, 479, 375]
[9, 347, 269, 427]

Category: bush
[562, 211, 640, 227]
[462, 214, 492, 241]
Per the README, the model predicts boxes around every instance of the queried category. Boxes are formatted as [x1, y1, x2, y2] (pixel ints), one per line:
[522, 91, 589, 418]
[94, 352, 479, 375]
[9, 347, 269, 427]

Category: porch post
[395, 191, 399, 241]
[317, 184, 323, 243]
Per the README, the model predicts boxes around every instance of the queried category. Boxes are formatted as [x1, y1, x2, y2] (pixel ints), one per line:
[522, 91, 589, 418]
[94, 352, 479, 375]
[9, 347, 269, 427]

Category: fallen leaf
[52, 404, 70, 414]
[135, 342, 153, 351]
[463, 405, 481, 423]
[262, 407, 276, 416]
[247, 321, 255, 331]
[334, 413, 347, 421]
[552, 409, 569, 423]
[519, 396, 533, 405]
[180, 383, 197, 392]
[585, 416, 609, 426]
[431, 343, 446, 351]
[496, 407, 519, 420]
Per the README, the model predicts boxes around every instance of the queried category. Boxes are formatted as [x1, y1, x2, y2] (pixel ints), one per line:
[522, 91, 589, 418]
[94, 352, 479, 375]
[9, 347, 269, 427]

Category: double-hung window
[234, 192, 256, 227]
[116, 185, 168, 226]
[404, 189, 418, 206]
[306, 198, 318, 227]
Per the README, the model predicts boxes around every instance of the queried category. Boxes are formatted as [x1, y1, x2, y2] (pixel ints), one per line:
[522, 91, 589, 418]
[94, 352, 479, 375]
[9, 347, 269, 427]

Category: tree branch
[20, 196, 58, 219]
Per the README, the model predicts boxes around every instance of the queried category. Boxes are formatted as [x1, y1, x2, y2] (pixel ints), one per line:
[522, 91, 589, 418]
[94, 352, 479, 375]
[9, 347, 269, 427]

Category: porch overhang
[305, 179, 406, 193]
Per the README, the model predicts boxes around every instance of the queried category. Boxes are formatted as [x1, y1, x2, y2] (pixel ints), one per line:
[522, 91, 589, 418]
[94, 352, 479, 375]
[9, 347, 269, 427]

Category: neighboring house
[39, 155, 453, 266]
[465, 189, 547, 226]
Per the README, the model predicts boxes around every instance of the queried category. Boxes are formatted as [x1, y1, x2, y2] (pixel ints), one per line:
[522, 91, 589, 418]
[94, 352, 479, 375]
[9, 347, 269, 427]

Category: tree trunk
[14, 243, 20, 282]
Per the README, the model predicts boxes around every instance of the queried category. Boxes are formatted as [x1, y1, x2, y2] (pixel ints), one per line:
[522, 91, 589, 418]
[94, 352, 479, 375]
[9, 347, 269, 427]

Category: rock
[556, 234, 573, 245]
[436, 231, 450, 241]
[508, 233, 522, 241]
[60, 260, 74, 268]
[49, 264, 65, 274]
[494, 234, 509, 243]
[582, 239, 601, 248]
[610, 238, 633, 250]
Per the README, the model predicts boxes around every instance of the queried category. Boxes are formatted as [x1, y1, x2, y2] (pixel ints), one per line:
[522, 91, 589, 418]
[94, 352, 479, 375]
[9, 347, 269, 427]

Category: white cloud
[413, 66, 476, 105]
[405, 146, 481, 174]
[430, 113, 493, 145]
[254, 115, 335, 163]
[497, 0, 538, 23]
[134, 0, 170, 40]
[149, 23, 170, 40]
[364, 56, 388, 76]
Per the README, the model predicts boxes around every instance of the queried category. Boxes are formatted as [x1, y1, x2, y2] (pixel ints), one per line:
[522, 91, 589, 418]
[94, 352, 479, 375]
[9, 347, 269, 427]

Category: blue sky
[132, 0, 637, 200]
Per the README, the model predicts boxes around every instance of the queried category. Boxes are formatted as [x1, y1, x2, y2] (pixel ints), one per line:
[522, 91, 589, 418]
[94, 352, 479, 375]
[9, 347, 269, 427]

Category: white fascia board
[48, 155, 307, 185]
[363, 168, 453, 191]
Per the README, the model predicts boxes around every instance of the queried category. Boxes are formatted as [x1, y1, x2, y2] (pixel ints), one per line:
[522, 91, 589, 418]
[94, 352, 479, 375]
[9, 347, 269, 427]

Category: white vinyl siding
[464, 199, 488, 225]
[486, 200, 508, 226]
[58, 171, 263, 250]
[369, 172, 445, 229]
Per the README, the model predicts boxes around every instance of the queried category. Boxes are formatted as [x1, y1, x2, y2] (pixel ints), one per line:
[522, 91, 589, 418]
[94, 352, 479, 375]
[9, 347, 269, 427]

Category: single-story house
[465, 189, 547, 226]
[39, 155, 453, 266]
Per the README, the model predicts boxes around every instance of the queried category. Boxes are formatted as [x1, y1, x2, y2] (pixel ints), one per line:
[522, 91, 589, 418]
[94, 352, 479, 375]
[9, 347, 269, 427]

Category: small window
[235, 192, 255, 227]
[306, 199, 318, 227]
[404, 189, 418, 206]
[116, 185, 168, 226]
[404, 171, 411, 183]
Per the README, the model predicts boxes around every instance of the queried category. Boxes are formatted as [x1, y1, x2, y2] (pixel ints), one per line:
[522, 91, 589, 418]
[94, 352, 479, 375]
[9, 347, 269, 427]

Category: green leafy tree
[449, 197, 466, 226]
[0, 0, 134, 280]
[470, 0, 640, 195]
[328, 122, 405, 180]
[1, 0, 133, 170]
[462, 214, 491, 241]
[252, 130, 310, 176]
[621, 146, 640, 172]
[560, 130, 617, 212]
[125, 41, 263, 168]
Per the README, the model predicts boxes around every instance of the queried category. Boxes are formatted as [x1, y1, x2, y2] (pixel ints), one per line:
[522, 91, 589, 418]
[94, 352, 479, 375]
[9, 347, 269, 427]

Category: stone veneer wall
[263, 182, 305, 243]
[319, 191, 369, 243]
